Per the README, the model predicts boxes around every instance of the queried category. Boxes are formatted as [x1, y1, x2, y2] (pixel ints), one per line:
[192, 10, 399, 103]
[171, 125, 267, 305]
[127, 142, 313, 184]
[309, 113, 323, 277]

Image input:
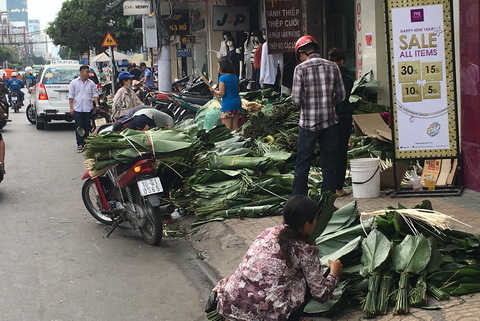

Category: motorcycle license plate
[94, 117, 107, 126]
[12, 96, 17, 101]
[137, 177, 163, 196]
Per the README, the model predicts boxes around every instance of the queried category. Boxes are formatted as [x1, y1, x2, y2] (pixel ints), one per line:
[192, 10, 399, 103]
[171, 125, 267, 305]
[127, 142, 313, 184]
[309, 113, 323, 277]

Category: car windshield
[41, 67, 98, 84]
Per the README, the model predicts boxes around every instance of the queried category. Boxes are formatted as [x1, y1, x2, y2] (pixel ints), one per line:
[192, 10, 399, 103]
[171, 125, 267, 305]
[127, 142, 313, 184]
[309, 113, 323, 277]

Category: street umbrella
[91, 50, 131, 62]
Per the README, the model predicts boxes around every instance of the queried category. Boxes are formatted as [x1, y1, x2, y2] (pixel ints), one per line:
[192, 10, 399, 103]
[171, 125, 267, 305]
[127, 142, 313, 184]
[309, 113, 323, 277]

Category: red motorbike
[81, 154, 174, 245]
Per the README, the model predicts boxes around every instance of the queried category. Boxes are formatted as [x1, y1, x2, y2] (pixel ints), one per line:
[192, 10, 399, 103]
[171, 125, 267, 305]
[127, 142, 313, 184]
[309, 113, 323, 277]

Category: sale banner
[386, 0, 458, 159]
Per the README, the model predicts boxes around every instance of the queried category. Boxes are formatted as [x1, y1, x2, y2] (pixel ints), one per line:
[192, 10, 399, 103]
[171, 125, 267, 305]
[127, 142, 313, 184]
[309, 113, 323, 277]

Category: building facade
[158, 0, 478, 191]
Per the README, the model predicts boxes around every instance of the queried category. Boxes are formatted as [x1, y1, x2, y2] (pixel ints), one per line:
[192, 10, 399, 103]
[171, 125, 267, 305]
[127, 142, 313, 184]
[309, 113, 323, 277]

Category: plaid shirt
[291, 53, 346, 131]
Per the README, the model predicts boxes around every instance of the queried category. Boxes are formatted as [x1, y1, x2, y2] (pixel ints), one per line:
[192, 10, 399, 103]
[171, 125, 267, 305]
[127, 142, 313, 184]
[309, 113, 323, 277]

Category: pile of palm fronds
[302, 197, 480, 318]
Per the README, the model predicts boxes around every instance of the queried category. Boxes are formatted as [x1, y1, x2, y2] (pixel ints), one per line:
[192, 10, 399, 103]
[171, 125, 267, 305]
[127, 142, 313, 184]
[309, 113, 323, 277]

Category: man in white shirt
[69, 65, 100, 152]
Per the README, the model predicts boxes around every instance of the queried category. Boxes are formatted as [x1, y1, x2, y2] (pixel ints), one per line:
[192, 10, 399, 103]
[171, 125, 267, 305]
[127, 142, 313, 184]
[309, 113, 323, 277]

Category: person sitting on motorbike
[112, 71, 143, 120]
[139, 62, 155, 91]
[0, 133, 5, 182]
[25, 71, 36, 90]
[6, 72, 25, 106]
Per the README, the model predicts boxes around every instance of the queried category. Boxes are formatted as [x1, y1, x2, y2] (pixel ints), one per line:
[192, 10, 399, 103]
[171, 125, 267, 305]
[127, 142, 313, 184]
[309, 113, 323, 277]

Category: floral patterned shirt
[214, 225, 338, 321]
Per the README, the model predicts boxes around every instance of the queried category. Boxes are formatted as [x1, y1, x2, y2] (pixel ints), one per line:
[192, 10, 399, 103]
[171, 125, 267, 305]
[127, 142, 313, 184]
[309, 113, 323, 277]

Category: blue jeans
[74, 111, 91, 146]
[292, 125, 339, 195]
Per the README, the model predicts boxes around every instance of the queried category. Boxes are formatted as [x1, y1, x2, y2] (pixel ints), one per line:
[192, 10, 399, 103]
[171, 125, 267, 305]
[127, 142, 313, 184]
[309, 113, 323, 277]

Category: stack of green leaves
[360, 229, 392, 318]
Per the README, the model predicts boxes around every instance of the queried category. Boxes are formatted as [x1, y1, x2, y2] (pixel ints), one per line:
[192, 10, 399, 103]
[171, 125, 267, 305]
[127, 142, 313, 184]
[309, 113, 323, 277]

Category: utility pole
[155, 0, 172, 92]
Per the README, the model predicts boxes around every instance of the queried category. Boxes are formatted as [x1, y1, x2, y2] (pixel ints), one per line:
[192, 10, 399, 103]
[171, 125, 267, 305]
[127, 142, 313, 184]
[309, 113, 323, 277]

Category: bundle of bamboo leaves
[302, 198, 480, 318]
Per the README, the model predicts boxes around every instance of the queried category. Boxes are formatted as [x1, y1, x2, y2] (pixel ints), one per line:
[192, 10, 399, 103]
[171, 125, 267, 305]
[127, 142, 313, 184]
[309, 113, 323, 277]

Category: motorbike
[10, 91, 21, 113]
[81, 153, 174, 245]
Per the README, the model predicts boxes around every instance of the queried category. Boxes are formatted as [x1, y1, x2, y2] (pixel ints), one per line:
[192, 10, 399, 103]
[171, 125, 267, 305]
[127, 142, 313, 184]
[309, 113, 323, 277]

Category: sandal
[336, 190, 352, 197]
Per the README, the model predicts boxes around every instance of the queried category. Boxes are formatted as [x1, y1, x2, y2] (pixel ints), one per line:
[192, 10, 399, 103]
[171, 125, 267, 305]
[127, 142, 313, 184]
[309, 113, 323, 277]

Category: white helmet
[11, 72, 18, 77]
[25, 66, 32, 73]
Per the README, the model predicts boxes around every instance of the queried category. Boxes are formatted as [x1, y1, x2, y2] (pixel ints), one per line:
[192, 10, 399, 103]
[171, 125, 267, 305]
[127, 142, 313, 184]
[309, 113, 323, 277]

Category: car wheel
[36, 115, 46, 130]
[26, 105, 36, 124]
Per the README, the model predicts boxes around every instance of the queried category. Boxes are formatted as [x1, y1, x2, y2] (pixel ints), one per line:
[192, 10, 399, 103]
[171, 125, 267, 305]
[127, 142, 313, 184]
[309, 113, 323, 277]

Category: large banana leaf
[316, 221, 373, 258]
[361, 229, 392, 274]
[321, 201, 359, 236]
[320, 236, 363, 269]
[307, 193, 337, 245]
[392, 234, 431, 273]
[303, 281, 347, 314]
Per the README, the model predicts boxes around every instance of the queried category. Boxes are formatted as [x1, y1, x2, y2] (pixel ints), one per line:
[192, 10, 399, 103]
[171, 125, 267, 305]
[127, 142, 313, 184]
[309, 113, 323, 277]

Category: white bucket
[350, 158, 380, 198]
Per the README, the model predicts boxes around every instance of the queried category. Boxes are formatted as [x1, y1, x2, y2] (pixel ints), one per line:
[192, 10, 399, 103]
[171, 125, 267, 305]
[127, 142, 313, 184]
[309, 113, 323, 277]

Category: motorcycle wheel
[139, 204, 163, 245]
[13, 103, 19, 113]
[81, 178, 114, 225]
[26, 105, 36, 124]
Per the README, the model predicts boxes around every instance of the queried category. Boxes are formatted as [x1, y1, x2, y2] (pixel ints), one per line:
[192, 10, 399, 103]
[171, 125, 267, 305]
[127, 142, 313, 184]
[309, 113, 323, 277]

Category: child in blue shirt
[211, 57, 242, 130]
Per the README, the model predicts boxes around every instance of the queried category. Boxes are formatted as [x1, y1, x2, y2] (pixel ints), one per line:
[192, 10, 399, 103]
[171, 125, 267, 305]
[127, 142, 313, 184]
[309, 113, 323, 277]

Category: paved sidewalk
[187, 188, 480, 321]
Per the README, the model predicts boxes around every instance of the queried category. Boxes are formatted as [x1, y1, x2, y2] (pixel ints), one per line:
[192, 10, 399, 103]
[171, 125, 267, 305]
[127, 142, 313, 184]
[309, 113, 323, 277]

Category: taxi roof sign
[102, 32, 118, 47]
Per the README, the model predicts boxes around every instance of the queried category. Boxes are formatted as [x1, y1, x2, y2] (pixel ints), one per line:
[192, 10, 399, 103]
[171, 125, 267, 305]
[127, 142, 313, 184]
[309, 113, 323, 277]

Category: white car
[27, 60, 100, 129]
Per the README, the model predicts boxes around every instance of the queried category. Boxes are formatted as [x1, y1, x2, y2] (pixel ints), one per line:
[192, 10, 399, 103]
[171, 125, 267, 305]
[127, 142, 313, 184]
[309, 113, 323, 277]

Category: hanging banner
[386, 0, 458, 159]
[264, 0, 306, 54]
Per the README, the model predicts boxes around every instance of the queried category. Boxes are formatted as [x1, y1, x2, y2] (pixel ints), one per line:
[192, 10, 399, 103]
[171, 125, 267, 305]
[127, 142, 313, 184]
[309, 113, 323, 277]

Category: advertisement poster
[264, 0, 306, 54]
[387, 0, 458, 159]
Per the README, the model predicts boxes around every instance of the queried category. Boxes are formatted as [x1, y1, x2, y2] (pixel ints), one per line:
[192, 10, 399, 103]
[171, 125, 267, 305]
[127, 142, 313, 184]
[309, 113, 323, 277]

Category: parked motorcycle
[82, 154, 174, 245]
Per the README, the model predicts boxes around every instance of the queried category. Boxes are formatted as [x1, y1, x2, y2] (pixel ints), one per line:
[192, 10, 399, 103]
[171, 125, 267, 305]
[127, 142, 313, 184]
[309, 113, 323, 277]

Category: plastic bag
[408, 170, 423, 190]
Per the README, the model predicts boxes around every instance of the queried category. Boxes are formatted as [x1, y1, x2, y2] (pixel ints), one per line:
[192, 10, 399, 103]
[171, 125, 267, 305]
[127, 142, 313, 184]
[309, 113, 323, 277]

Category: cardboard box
[380, 163, 408, 189]
[352, 114, 392, 141]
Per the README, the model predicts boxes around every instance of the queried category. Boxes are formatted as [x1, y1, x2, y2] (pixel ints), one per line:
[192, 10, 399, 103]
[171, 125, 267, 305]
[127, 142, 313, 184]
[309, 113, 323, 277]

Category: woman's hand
[328, 259, 343, 277]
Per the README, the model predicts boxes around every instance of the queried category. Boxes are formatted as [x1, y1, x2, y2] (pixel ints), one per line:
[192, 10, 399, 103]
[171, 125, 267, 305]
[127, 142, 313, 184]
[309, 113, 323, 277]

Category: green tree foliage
[0, 46, 15, 64]
[46, 0, 143, 57]
[58, 46, 75, 60]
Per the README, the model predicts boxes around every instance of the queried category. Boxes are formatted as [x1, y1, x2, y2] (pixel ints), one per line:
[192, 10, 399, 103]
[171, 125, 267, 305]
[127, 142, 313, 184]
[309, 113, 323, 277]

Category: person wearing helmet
[112, 71, 143, 120]
[6, 72, 25, 107]
[25, 71, 36, 90]
[128, 63, 142, 81]
[291, 35, 346, 195]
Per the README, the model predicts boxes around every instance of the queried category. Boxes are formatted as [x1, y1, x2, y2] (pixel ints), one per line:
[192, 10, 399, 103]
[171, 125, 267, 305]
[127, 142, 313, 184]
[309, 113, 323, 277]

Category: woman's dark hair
[226, 37, 236, 49]
[222, 31, 233, 39]
[218, 56, 236, 75]
[328, 47, 346, 63]
[278, 195, 318, 268]
[252, 30, 265, 44]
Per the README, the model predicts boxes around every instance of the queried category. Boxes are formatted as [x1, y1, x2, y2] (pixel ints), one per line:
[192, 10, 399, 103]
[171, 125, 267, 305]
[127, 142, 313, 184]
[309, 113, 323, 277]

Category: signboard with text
[264, 0, 306, 54]
[123, 0, 151, 16]
[170, 11, 190, 35]
[212, 6, 249, 31]
[386, 0, 458, 159]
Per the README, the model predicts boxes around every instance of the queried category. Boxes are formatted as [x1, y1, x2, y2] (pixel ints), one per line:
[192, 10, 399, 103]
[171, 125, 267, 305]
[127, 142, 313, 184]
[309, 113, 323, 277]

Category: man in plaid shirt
[291, 36, 346, 195]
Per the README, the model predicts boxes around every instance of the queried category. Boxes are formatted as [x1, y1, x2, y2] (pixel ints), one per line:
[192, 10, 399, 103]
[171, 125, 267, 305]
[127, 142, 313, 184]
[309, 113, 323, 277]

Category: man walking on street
[291, 36, 346, 195]
[139, 62, 155, 90]
[69, 65, 100, 152]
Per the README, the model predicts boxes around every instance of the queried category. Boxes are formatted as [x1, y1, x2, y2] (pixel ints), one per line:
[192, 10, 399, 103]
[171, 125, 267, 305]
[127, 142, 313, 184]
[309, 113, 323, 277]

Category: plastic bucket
[350, 158, 380, 198]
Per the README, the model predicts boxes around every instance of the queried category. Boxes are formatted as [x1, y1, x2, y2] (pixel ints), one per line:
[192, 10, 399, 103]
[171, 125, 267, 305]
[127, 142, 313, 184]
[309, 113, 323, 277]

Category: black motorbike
[10, 91, 21, 113]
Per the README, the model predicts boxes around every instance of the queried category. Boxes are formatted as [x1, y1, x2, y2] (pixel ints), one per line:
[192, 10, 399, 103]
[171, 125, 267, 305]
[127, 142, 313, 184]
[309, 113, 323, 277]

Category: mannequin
[244, 32, 255, 82]
[217, 31, 233, 59]
[226, 38, 243, 77]
[251, 30, 265, 90]
[260, 36, 278, 90]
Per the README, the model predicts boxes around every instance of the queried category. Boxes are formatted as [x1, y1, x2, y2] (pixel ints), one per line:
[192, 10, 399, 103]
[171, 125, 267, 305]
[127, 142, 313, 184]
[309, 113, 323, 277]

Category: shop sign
[386, 0, 458, 159]
[170, 11, 190, 35]
[181, 36, 195, 44]
[143, 15, 158, 48]
[177, 48, 192, 57]
[212, 6, 249, 31]
[264, 0, 306, 54]
[123, 0, 151, 16]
